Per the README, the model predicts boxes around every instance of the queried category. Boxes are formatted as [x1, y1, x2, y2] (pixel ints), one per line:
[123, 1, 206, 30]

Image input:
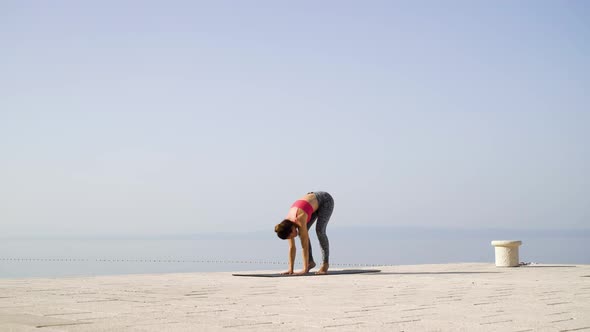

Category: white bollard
[491, 240, 522, 267]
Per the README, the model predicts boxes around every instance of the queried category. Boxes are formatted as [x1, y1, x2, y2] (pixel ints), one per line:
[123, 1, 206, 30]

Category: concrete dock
[1, 263, 589, 331]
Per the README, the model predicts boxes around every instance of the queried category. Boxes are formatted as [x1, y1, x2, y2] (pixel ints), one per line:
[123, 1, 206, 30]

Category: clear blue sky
[1, 1, 588, 236]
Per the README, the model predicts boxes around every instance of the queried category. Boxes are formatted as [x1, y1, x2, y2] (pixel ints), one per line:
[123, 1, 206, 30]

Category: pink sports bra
[291, 200, 314, 223]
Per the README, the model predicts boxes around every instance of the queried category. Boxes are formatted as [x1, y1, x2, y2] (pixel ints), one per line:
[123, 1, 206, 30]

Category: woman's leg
[313, 192, 334, 269]
[306, 212, 318, 268]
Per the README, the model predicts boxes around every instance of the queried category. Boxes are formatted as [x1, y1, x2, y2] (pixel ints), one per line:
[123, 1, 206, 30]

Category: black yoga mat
[232, 269, 381, 277]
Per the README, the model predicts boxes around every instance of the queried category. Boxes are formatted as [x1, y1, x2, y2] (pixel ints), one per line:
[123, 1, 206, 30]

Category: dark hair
[274, 219, 295, 239]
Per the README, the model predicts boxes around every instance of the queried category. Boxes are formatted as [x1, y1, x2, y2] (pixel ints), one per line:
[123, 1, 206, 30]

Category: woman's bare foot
[316, 263, 329, 274]
[308, 261, 316, 272]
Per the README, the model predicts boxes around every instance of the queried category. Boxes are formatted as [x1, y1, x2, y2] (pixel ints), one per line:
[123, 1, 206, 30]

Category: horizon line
[2, 225, 589, 240]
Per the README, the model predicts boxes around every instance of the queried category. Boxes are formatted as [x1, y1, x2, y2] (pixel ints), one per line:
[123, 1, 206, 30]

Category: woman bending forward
[274, 191, 334, 275]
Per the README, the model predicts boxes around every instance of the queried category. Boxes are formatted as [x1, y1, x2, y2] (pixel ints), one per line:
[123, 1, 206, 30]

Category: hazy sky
[1, 1, 588, 236]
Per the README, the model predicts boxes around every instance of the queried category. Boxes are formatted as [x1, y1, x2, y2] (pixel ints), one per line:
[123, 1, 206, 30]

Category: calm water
[1, 227, 589, 278]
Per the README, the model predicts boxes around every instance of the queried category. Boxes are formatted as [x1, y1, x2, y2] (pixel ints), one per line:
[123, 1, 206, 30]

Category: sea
[1, 227, 589, 278]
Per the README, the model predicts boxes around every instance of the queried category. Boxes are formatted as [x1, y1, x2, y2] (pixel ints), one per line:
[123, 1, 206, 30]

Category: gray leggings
[306, 191, 334, 265]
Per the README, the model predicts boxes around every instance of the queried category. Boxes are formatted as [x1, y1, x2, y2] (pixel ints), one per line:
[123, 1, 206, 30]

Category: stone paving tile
[1, 263, 589, 331]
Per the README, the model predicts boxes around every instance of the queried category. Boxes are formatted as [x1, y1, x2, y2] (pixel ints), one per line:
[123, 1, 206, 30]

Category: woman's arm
[288, 238, 296, 273]
[281, 237, 296, 275]
[296, 226, 310, 275]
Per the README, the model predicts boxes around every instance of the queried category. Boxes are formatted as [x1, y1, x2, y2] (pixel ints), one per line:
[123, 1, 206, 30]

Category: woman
[274, 191, 334, 275]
